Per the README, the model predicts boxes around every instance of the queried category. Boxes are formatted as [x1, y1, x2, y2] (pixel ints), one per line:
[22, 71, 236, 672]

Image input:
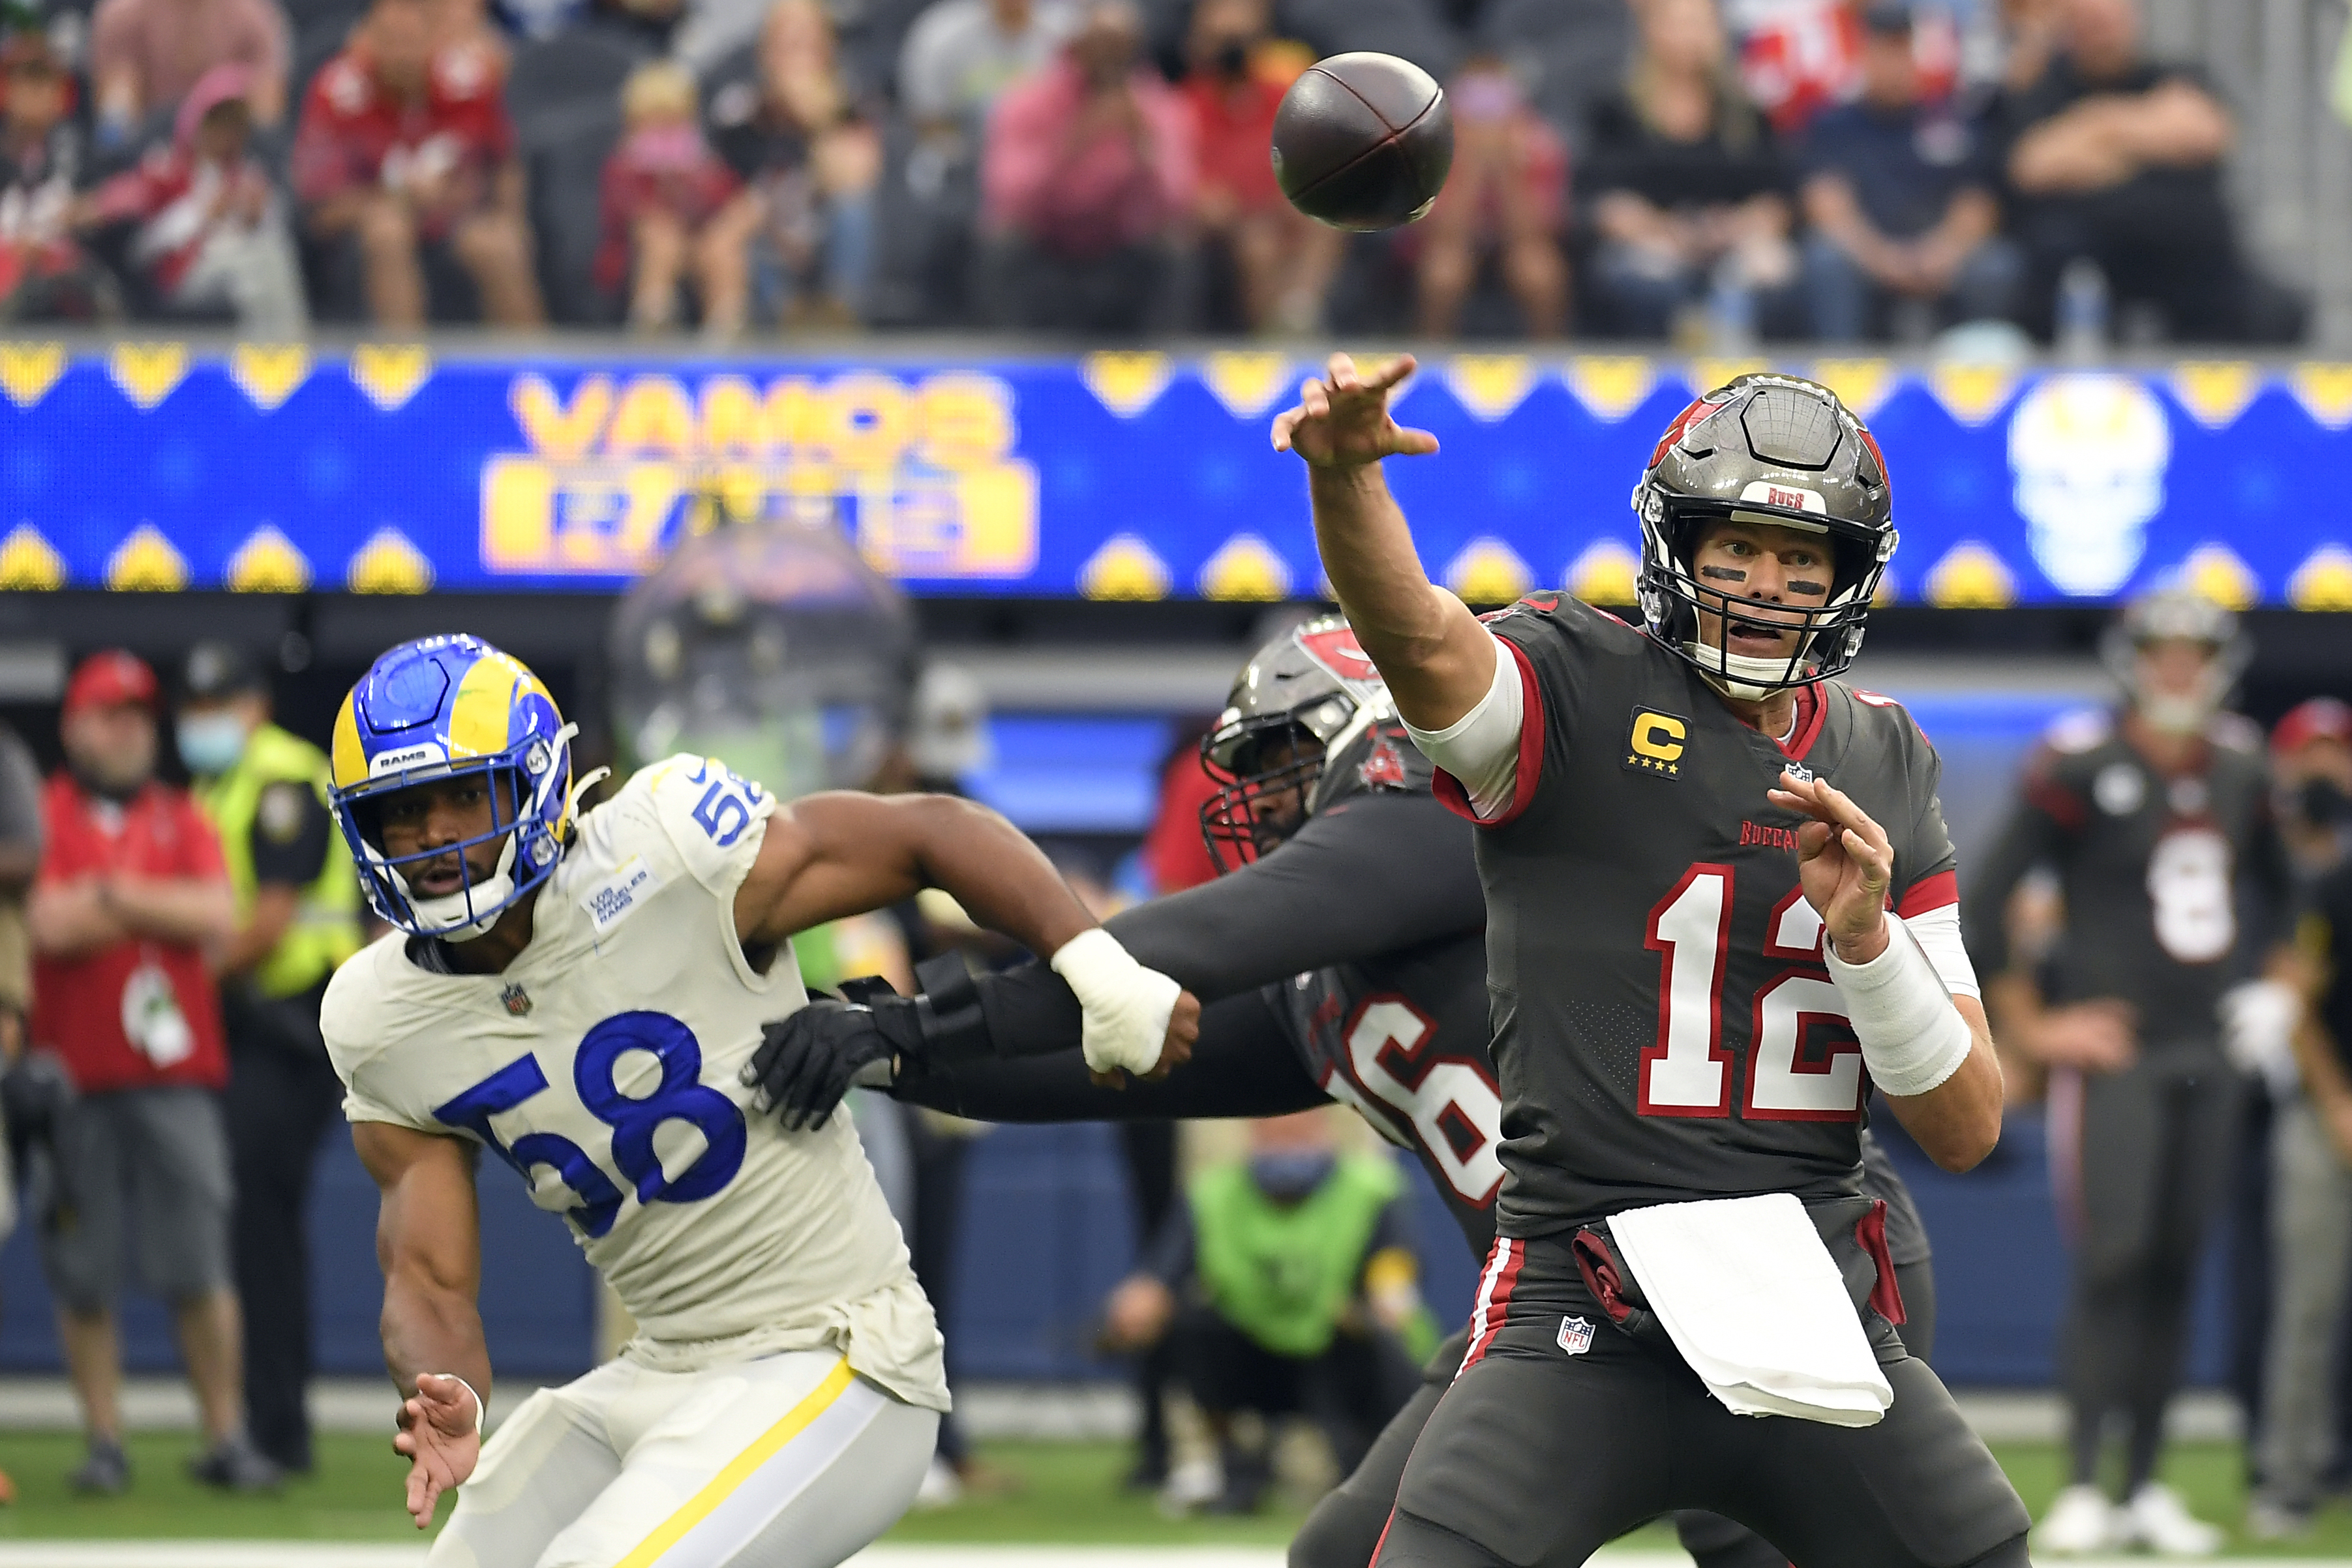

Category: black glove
[746, 987, 924, 1131]
[2, 1048, 72, 1156]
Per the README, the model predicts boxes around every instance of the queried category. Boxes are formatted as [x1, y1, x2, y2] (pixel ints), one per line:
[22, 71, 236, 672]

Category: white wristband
[1822, 912, 1975, 1099]
[423, 1373, 485, 1436]
[1050, 928, 1179, 1076]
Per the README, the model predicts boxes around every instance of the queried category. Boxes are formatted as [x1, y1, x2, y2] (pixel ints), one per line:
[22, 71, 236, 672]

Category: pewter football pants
[428, 1351, 937, 1568]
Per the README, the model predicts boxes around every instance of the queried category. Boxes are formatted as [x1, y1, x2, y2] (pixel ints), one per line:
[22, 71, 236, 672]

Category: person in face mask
[1101, 1108, 1427, 1516]
[1965, 586, 2299, 1555]
[176, 642, 364, 1477]
[25, 651, 274, 1496]
[1173, 0, 1340, 331]
[2271, 698, 2352, 879]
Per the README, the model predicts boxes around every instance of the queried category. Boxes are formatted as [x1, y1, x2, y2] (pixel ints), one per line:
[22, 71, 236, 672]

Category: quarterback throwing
[318, 635, 1194, 1567]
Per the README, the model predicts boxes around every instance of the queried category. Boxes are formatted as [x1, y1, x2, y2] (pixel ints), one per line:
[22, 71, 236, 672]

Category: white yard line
[0, 1548, 2340, 1568]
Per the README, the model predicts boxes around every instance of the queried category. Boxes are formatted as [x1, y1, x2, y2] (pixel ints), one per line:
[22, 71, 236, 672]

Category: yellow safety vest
[195, 722, 364, 999]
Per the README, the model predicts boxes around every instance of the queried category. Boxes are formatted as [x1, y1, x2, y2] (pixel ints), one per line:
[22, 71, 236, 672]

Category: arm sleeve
[894, 988, 1328, 1122]
[1403, 632, 1524, 821]
[1906, 905, 1981, 1000]
[247, 781, 331, 888]
[1960, 766, 2072, 982]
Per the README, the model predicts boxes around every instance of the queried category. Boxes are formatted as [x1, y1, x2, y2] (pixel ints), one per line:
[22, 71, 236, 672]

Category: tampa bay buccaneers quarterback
[1277, 357, 2028, 1567]
[749, 613, 1946, 1568]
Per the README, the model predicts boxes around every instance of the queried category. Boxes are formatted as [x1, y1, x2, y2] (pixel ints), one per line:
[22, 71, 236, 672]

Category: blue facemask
[1248, 1151, 1336, 1204]
[176, 712, 248, 776]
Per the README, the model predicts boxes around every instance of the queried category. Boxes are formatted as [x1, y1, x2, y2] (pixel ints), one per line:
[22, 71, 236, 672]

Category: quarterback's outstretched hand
[1273, 353, 1440, 469]
[394, 1372, 480, 1530]
[1770, 770, 1893, 964]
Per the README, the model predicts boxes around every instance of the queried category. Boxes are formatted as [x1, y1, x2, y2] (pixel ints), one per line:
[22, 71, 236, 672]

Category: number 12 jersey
[1455, 595, 1968, 1241]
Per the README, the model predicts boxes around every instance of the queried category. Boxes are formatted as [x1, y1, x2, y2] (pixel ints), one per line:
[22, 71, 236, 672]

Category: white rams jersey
[322, 755, 946, 1409]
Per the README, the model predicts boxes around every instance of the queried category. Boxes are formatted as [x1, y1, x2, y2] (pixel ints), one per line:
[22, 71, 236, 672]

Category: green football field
[0, 1432, 2346, 1556]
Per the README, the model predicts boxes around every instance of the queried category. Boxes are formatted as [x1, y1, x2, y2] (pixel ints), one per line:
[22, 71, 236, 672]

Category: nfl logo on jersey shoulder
[1558, 1315, 1595, 1356]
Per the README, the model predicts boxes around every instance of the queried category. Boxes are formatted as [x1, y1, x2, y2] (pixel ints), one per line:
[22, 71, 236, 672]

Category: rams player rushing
[318, 635, 1196, 1567]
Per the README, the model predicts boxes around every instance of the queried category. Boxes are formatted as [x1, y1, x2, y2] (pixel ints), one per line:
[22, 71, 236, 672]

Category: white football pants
[428, 1351, 937, 1568]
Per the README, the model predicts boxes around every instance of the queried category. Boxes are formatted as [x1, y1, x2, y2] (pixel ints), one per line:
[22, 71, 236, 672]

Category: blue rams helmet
[328, 635, 593, 939]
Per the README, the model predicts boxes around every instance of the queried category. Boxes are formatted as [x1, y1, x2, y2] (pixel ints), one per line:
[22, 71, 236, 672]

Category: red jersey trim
[1780, 683, 1827, 761]
[1896, 869, 1959, 919]
[1432, 637, 1546, 830]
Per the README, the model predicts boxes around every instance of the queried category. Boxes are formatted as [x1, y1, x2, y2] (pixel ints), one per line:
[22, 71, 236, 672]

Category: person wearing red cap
[2248, 697, 2352, 1540]
[24, 651, 277, 1495]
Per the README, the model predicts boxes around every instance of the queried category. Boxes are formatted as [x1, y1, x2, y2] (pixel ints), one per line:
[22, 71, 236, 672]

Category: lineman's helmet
[1199, 616, 1413, 872]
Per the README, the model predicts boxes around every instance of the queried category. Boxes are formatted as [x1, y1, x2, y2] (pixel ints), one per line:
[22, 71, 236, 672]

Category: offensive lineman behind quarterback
[317, 635, 1196, 1567]
[1276, 357, 2030, 1567]
[750, 614, 1946, 1568]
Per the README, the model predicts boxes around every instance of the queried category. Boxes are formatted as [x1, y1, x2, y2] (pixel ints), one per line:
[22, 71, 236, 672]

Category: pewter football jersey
[1453, 595, 1961, 1241]
[322, 755, 946, 1407]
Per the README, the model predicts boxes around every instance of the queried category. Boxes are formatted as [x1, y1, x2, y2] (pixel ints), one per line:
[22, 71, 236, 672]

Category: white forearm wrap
[1822, 912, 1975, 1099]
[1051, 928, 1178, 1076]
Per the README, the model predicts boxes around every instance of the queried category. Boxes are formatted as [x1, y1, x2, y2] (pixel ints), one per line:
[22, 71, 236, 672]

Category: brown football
[1271, 52, 1454, 232]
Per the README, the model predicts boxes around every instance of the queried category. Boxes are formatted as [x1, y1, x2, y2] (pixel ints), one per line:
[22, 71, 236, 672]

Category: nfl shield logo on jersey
[500, 983, 533, 1018]
[1558, 1315, 1595, 1356]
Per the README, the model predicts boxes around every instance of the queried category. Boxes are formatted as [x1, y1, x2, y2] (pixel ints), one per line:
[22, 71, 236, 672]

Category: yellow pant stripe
[614, 1357, 858, 1568]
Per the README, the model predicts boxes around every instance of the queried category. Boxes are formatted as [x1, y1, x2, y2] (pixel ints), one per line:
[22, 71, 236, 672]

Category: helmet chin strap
[398, 834, 521, 942]
[1683, 641, 1811, 703]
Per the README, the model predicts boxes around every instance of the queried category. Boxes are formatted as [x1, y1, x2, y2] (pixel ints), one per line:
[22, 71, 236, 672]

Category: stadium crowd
[0, 0, 2308, 343]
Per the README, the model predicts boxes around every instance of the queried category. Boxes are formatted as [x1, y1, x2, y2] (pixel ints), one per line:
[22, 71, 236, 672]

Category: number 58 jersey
[321, 755, 947, 1408]
[1458, 596, 1969, 1242]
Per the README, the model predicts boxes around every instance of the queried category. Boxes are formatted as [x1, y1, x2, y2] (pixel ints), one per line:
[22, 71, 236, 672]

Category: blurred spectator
[290, 0, 543, 327]
[1799, 5, 2015, 342]
[81, 65, 308, 335]
[710, 0, 880, 327]
[1582, 0, 1795, 342]
[1977, 0, 2067, 97]
[1412, 52, 1568, 339]
[0, 35, 119, 323]
[900, 0, 1074, 143]
[2251, 741, 2352, 1539]
[1104, 1109, 1426, 1515]
[177, 643, 363, 1478]
[24, 653, 275, 1496]
[599, 61, 760, 334]
[89, 0, 288, 147]
[1738, 0, 1961, 136]
[1995, 0, 2259, 343]
[0, 713, 40, 1509]
[2270, 699, 2352, 878]
[982, 0, 1194, 334]
[1176, 0, 1336, 333]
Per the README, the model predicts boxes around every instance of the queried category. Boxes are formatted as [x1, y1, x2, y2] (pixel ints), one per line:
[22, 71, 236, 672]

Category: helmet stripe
[330, 693, 367, 790]
[447, 655, 524, 759]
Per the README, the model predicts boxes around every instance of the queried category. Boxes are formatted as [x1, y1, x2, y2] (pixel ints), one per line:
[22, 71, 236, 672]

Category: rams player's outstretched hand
[1273, 352, 1440, 469]
[394, 1373, 481, 1530]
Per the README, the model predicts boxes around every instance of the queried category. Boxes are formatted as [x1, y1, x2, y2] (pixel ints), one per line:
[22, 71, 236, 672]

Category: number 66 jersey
[320, 755, 948, 1408]
[1458, 595, 1979, 1243]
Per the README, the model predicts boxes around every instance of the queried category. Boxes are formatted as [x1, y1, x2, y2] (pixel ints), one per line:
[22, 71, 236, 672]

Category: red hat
[2273, 697, 2352, 758]
[63, 650, 159, 717]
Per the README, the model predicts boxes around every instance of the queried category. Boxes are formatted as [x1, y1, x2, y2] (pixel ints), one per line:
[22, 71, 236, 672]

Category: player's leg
[1291, 1363, 1449, 1568]
[2055, 1059, 2166, 1488]
[537, 1351, 936, 1568]
[1707, 1351, 2032, 1568]
[1670, 1252, 1938, 1568]
[1375, 1241, 1679, 1568]
[429, 1374, 626, 1568]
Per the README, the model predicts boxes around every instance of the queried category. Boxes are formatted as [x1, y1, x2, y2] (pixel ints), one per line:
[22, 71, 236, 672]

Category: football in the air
[1271, 52, 1455, 231]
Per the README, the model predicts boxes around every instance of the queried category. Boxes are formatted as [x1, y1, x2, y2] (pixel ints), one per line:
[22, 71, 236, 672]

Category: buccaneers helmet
[1198, 616, 1415, 872]
[1634, 372, 1897, 697]
[2102, 584, 2250, 734]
